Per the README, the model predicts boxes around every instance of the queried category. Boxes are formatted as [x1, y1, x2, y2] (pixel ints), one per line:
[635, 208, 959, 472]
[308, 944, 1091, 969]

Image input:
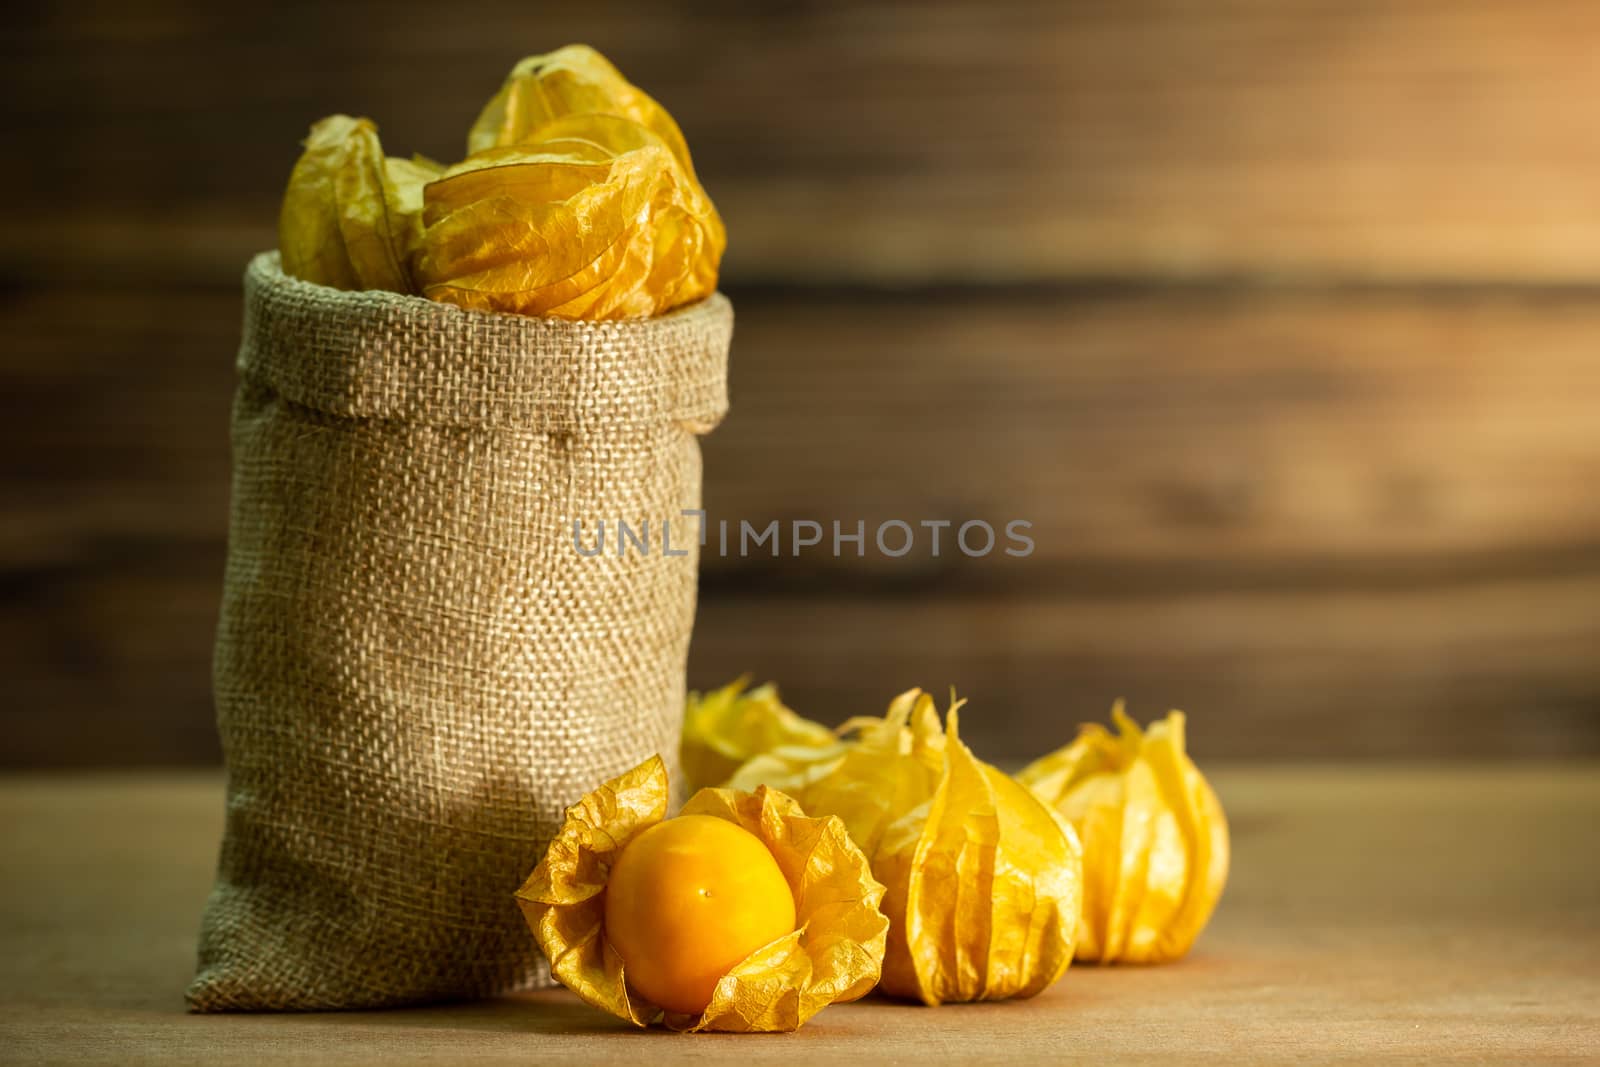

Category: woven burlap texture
[188, 253, 732, 1011]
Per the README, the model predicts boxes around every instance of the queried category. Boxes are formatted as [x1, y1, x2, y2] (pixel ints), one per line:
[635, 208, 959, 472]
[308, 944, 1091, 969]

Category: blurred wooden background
[3, 1, 1599, 765]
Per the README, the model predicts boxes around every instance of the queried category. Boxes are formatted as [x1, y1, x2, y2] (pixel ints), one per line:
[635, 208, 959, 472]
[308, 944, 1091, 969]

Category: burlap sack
[187, 253, 732, 1011]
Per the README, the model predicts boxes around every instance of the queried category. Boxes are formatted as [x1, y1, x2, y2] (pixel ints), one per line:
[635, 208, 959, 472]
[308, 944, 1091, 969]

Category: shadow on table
[190, 978, 1113, 1037]
[182, 989, 641, 1037]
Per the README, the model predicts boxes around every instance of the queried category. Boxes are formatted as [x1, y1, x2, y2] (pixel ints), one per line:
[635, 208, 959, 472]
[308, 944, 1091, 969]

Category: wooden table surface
[2, 767, 1596, 1064]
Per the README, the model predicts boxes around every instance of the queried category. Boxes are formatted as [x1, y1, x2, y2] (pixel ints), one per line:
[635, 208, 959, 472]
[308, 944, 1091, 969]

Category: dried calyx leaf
[279, 115, 438, 293]
[726, 688, 1083, 1005]
[466, 44, 696, 182]
[514, 755, 666, 1026]
[418, 45, 723, 319]
[674, 786, 889, 1032]
[419, 101, 723, 318]
[1018, 703, 1229, 964]
[682, 677, 841, 796]
[779, 689, 946, 859]
[871, 698, 1081, 1004]
[515, 755, 887, 1033]
[277, 45, 723, 320]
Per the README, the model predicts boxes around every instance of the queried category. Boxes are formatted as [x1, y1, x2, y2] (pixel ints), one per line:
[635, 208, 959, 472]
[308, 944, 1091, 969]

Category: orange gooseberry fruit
[603, 813, 797, 1015]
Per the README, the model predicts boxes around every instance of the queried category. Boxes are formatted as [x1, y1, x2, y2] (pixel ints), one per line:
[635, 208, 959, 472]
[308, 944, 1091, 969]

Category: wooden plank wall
[3, 1, 1598, 765]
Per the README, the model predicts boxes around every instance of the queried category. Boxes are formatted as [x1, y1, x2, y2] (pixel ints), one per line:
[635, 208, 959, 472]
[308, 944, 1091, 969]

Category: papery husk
[277, 46, 722, 319]
[466, 44, 695, 181]
[782, 689, 946, 859]
[514, 754, 668, 1026]
[674, 785, 888, 1032]
[278, 115, 438, 293]
[416, 139, 721, 319]
[872, 704, 1082, 1005]
[1017, 703, 1229, 964]
[720, 739, 844, 800]
[727, 689, 1083, 1005]
[424, 46, 725, 320]
[515, 755, 887, 1032]
[682, 677, 841, 795]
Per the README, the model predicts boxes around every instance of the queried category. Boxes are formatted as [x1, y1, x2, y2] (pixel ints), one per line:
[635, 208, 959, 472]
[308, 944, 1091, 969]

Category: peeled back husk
[514, 755, 888, 1033]
[676, 785, 889, 1031]
[1017, 703, 1229, 964]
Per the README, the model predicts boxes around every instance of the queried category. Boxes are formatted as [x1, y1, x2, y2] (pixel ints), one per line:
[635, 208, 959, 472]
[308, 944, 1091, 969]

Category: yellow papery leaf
[798, 689, 945, 857]
[727, 689, 1083, 1005]
[723, 743, 848, 800]
[513, 754, 668, 1027]
[1018, 703, 1230, 963]
[276, 46, 722, 319]
[515, 755, 887, 1033]
[279, 115, 435, 293]
[456, 48, 724, 319]
[682, 677, 841, 796]
[675, 785, 889, 1032]
[383, 155, 441, 284]
[467, 44, 695, 183]
[424, 152, 617, 226]
[875, 705, 1081, 1004]
[417, 144, 720, 319]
